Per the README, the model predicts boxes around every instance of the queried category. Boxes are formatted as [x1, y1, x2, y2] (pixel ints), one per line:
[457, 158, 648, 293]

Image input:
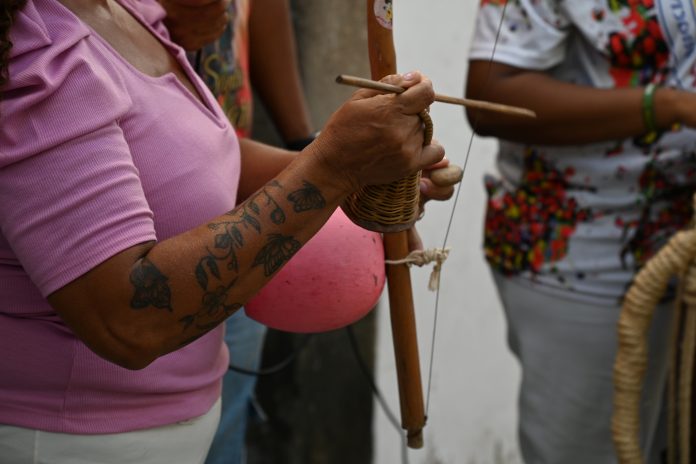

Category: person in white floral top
[467, 0, 696, 462]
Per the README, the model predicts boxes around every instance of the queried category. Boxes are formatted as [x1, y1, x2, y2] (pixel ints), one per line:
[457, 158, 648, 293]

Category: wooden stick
[365, 0, 426, 450]
[336, 74, 537, 119]
[384, 231, 426, 449]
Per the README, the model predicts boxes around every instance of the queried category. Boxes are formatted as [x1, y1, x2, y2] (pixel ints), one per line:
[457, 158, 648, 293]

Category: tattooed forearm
[287, 181, 326, 212]
[230, 181, 286, 225]
[168, 180, 313, 338]
[116, 176, 334, 356]
[195, 183, 290, 292]
[195, 221, 244, 289]
[180, 280, 243, 332]
[253, 234, 302, 276]
[130, 258, 173, 312]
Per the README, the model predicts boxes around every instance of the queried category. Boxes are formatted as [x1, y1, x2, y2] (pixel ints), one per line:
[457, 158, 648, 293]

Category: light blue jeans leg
[205, 310, 267, 464]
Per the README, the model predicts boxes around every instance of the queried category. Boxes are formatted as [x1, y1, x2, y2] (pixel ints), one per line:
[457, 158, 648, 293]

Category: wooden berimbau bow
[346, 0, 532, 449]
[365, 0, 426, 449]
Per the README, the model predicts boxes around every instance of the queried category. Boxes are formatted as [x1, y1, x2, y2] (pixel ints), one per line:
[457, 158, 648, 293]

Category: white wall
[373, 1, 523, 463]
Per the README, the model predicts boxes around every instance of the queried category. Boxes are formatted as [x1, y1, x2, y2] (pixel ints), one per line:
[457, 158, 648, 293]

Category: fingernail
[403, 72, 416, 81]
[419, 179, 429, 193]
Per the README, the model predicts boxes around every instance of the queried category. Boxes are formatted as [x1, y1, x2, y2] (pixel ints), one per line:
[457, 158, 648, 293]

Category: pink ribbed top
[0, 0, 240, 433]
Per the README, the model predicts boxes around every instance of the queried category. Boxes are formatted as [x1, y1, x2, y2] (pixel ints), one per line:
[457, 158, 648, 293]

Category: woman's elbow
[80, 322, 162, 370]
[106, 349, 158, 371]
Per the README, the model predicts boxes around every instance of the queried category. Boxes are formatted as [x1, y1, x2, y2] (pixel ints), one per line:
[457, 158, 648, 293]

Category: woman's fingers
[380, 71, 422, 89]
[421, 148, 450, 170]
[347, 72, 421, 100]
[419, 160, 461, 207]
[350, 72, 434, 116]
[419, 143, 446, 171]
[420, 178, 455, 202]
[397, 85, 435, 116]
[314, 72, 445, 189]
[380, 72, 435, 116]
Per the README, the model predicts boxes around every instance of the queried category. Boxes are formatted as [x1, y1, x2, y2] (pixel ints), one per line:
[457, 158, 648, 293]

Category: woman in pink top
[0, 0, 448, 461]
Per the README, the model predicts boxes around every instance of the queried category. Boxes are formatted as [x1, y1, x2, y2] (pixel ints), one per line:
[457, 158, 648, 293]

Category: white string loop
[385, 248, 451, 291]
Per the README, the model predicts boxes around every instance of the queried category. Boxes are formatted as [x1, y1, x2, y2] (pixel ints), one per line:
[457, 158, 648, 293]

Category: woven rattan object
[341, 110, 433, 233]
[613, 195, 696, 464]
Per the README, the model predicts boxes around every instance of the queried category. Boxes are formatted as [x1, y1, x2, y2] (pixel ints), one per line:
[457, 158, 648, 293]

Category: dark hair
[1, 0, 27, 90]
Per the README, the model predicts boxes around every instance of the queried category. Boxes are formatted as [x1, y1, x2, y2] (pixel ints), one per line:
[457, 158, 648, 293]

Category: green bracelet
[642, 83, 658, 133]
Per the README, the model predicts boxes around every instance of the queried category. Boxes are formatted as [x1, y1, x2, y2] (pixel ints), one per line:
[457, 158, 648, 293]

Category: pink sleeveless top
[0, 0, 240, 433]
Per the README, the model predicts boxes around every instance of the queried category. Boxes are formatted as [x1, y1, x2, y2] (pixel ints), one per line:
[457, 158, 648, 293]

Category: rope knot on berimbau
[385, 247, 450, 291]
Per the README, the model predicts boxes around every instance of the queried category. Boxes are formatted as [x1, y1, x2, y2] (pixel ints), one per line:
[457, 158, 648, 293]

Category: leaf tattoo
[287, 181, 326, 212]
[242, 212, 261, 233]
[191, 180, 294, 330]
[195, 261, 209, 290]
[215, 233, 232, 249]
[180, 280, 242, 332]
[270, 205, 286, 225]
[238, 186, 286, 225]
[229, 184, 285, 225]
[253, 234, 301, 276]
[130, 258, 172, 311]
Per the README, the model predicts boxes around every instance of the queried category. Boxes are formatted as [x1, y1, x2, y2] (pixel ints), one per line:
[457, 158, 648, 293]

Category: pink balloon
[245, 209, 385, 333]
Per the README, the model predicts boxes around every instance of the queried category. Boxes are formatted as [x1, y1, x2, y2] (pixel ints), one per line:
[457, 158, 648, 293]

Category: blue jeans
[205, 310, 267, 464]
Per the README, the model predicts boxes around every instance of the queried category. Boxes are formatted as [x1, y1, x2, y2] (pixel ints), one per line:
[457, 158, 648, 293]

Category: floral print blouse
[471, 0, 696, 302]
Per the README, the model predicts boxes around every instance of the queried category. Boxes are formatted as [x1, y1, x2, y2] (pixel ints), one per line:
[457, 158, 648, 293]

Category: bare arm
[159, 0, 314, 141]
[465, 61, 695, 145]
[237, 138, 296, 201]
[159, 0, 230, 51]
[49, 154, 342, 370]
[248, 0, 314, 143]
[47, 74, 443, 370]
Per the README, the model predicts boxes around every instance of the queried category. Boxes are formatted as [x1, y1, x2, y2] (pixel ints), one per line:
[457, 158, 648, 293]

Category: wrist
[654, 86, 683, 130]
[294, 139, 356, 200]
[285, 131, 320, 151]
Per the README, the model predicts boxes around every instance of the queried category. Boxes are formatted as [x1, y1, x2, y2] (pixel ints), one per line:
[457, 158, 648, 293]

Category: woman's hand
[405, 158, 462, 252]
[420, 157, 461, 203]
[308, 72, 444, 193]
[159, 0, 230, 51]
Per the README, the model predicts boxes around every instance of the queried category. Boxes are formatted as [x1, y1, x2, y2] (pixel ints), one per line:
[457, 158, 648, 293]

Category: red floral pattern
[484, 150, 592, 275]
[476, 0, 696, 289]
[617, 161, 694, 265]
[606, 0, 670, 87]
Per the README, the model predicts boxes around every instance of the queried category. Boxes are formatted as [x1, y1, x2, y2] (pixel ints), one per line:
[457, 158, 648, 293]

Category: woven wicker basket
[613, 195, 696, 464]
[341, 109, 433, 233]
